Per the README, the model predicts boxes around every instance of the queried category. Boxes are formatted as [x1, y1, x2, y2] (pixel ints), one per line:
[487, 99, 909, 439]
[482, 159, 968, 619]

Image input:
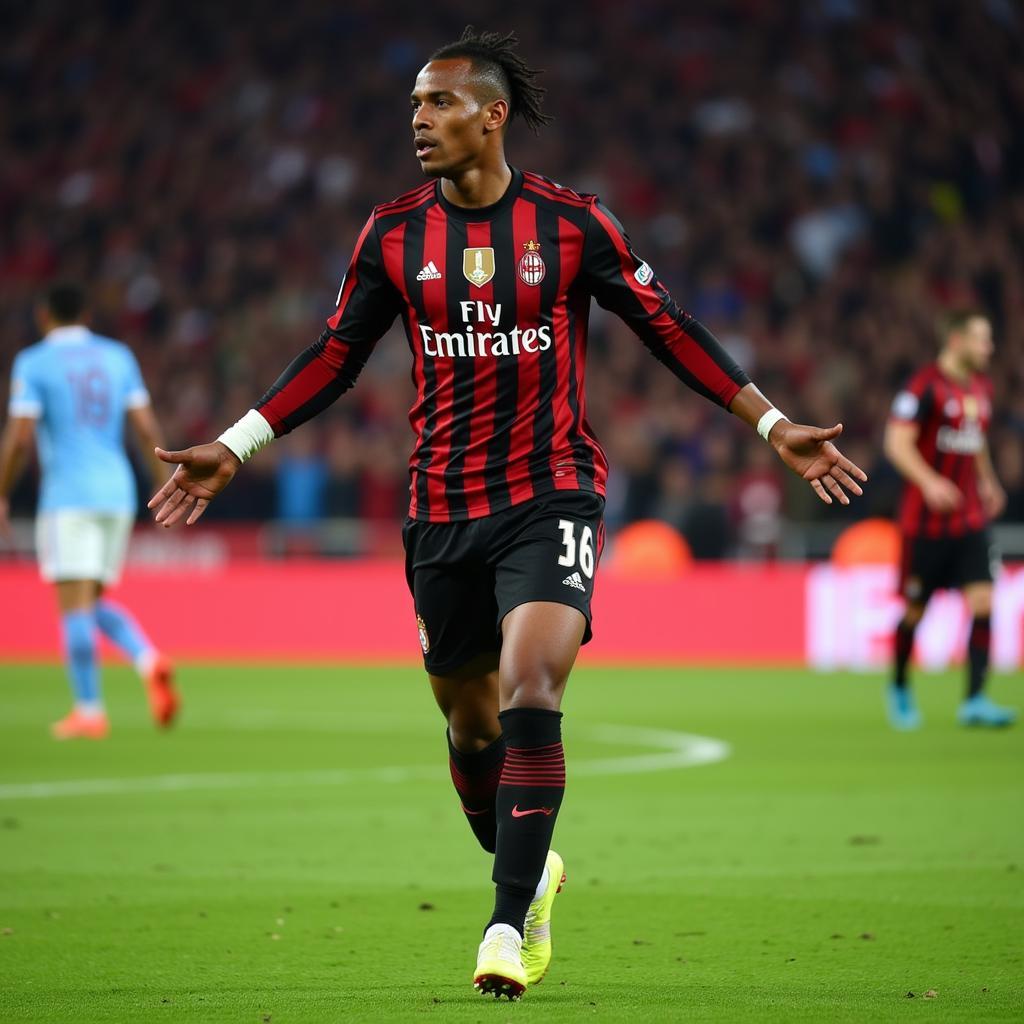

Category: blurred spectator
[732, 445, 785, 560]
[275, 432, 328, 525]
[2, 0, 1022, 558]
[684, 473, 733, 560]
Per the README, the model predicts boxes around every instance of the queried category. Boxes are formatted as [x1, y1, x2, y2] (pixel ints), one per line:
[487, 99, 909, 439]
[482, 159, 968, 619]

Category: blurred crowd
[3, 0, 1023, 557]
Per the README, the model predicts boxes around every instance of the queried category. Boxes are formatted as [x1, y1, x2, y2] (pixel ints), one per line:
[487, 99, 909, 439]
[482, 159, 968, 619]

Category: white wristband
[217, 409, 275, 462]
[756, 407, 788, 442]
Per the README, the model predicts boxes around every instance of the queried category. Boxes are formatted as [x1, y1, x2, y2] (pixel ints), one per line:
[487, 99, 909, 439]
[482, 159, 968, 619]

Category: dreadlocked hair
[430, 27, 553, 134]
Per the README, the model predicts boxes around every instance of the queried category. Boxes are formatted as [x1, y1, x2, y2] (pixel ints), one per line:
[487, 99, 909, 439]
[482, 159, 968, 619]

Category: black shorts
[402, 491, 605, 675]
[899, 528, 998, 603]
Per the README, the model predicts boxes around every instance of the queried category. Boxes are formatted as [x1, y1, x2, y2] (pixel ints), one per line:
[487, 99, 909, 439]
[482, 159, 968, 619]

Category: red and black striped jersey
[257, 168, 749, 522]
[889, 363, 993, 538]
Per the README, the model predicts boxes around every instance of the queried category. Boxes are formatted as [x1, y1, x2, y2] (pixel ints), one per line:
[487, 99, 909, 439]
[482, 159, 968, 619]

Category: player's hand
[147, 442, 241, 527]
[920, 474, 962, 514]
[769, 422, 867, 505]
[978, 477, 1006, 520]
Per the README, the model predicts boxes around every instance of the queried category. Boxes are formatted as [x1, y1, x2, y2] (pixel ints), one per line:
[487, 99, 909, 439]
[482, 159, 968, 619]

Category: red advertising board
[1, 561, 1021, 668]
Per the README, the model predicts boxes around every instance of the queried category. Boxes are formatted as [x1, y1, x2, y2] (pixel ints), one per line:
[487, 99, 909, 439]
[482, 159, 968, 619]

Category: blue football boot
[957, 695, 1017, 728]
[886, 684, 922, 731]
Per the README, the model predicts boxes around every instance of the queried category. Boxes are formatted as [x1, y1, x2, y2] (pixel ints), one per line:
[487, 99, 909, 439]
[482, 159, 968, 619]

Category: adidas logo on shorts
[561, 571, 586, 592]
[416, 261, 443, 281]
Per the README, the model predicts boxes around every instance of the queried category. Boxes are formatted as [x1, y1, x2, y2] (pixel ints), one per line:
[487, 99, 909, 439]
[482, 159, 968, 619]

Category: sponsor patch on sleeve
[634, 261, 654, 286]
[891, 390, 919, 419]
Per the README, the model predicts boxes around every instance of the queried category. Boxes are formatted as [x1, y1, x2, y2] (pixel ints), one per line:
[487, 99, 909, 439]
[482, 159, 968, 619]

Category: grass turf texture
[0, 663, 1021, 1023]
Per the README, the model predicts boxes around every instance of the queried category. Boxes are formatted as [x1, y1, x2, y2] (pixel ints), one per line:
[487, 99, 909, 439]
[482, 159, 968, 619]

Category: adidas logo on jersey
[562, 571, 586, 592]
[416, 261, 443, 281]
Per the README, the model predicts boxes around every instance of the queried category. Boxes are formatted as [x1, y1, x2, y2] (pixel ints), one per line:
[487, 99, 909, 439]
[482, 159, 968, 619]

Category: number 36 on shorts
[557, 518, 595, 578]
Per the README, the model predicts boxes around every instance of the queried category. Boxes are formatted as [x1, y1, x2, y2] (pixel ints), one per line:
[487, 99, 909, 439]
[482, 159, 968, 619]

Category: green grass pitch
[1, 662, 1021, 1022]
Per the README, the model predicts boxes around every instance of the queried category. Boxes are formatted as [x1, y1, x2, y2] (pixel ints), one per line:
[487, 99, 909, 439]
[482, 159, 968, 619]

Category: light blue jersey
[8, 325, 150, 513]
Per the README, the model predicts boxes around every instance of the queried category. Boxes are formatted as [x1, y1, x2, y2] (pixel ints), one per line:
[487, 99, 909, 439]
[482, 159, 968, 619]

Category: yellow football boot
[473, 924, 527, 1000]
[522, 849, 566, 985]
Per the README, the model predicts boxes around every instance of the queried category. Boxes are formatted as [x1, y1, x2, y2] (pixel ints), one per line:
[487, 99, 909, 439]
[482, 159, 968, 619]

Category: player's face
[411, 59, 498, 177]
[954, 317, 994, 372]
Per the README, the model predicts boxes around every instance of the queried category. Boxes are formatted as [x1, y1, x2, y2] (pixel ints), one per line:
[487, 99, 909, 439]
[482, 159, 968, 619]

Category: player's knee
[446, 704, 500, 749]
[501, 664, 565, 711]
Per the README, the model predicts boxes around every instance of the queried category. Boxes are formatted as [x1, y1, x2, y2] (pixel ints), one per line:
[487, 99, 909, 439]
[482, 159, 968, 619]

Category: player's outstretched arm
[730, 384, 867, 506]
[147, 442, 241, 527]
[127, 404, 170, 490]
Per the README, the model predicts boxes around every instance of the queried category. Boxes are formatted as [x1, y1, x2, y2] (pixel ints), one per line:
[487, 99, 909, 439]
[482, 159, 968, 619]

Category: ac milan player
[148, 28, 867, 999]
[884, 310, 1014, 731]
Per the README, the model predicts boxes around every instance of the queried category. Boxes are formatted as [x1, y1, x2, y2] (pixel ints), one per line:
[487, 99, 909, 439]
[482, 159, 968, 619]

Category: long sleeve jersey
[257, 168, 749, 522]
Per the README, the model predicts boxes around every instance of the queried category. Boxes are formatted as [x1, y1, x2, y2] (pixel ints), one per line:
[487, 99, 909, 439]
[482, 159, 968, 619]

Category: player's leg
[429, 654, 503, 853]
[36, 510, 107, 738]
[474, 602, 582, 999]
[51, 578, 108, 739]
[95, 513, 178, 726]
[889, 598, 925, 728]
[94, 593, 178, 726]
[963, 582, 994, 698]
[893, 603, 923, 691]
[956, 533, 1015, 726]
[889, 535, 940, 729]
[403, 517, 506, 850]
[94, 593, 158, 672]
[487, 600, 581, 935]
[474, 493, 601, 997]
[892, 535, 928, 691]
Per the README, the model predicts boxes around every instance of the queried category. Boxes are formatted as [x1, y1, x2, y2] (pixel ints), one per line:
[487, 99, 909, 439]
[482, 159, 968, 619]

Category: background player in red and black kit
[149, 28, 867, 1000]
[884, 310, 1014, 730]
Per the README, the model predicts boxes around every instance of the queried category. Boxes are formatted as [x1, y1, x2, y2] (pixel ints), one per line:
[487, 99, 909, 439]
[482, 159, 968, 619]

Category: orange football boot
[146, 655, 180, 728]
[51, 710, 110, 740]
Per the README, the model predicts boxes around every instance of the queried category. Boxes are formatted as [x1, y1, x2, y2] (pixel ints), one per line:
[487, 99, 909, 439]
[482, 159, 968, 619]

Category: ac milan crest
[518, 240, 545, 286]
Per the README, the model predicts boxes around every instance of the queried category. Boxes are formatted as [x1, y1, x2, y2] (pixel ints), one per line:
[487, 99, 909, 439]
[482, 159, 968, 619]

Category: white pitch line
[0, 724, 730, 801]
[574, 724, 731, 775]
[0, 767, 438, 801]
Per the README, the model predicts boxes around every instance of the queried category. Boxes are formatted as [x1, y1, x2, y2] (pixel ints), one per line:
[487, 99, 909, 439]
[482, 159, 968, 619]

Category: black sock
[967, 616, 991, 699]
[893, 618, 916, 689]
[487, 707, 565, 937]
[447, 731, 505, 854]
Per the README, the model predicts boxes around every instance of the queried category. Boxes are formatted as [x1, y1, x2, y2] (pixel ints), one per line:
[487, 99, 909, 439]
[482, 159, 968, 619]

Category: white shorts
[35, 510, 134, 585]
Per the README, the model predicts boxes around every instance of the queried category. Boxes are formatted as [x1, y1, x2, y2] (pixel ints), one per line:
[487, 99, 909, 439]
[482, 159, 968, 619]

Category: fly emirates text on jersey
[418, 301, 553, 359]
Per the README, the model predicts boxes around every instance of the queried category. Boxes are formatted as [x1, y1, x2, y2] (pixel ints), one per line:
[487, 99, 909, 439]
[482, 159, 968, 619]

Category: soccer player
[0, 282, 179, 739]
[148, 29, 866, 999]
[884, 310, 1014, 730]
